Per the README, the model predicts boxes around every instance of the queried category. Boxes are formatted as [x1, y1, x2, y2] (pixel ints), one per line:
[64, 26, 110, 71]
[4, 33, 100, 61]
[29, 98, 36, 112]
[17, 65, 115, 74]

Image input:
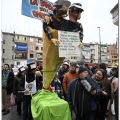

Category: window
[13, 38, 14, 42]
[3, 49, 5, 53]
[12, 46, 14, 50]
[37, 54, 42, 58]
[3, 40, 5, 44]
[30, 54, 34, 58]
[3, 58, 4, 63]
[12, 55, 14, 59]
[30, 46, 34, 50]
[38, 39, 42, 44]
[114, 56, 117, 58]
[23, 37, 26, 41]
[17, 62, 20, 65]
[30, 38, 34, 42]
[16, 36, 19, 40]
[36, 46, 39, 50]
[41, 47, 43, 51]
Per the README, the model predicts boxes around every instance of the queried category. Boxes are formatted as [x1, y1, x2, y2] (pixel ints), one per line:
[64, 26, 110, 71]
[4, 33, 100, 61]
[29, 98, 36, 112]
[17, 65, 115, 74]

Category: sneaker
[2, 110, 10, 115]
[2, 108, 6, 112]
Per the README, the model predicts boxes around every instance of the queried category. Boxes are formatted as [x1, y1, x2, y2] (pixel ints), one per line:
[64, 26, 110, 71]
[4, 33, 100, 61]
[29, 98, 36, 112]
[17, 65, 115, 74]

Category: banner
[58, 31, 81, 57]
[22, 0, 53, 20]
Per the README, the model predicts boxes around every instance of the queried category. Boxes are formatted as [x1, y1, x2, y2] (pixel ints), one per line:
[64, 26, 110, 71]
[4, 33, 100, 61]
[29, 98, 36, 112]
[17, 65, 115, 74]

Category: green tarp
[31, 89, 72, 120]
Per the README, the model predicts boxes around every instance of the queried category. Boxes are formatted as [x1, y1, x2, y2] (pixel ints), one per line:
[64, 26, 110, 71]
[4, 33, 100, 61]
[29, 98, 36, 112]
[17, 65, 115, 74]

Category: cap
[53, 0, 71, 7]
[18, 66, 25, 73]
[27, 59, 36, 72]
[69, 3, 84, 12]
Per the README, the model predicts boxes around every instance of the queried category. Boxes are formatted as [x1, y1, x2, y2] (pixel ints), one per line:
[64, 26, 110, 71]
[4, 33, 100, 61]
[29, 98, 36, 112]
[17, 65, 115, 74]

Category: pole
[97, 27, 101, 63]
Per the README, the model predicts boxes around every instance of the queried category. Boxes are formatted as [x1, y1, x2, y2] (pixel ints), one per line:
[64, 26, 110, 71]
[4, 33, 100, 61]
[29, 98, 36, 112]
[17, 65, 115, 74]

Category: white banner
[58, 31, 81, 57]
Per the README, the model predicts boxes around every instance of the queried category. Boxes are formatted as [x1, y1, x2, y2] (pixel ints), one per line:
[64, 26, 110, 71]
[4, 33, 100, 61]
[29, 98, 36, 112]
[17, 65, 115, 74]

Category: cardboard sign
[58, 31, 81, 57]
[22, 0, 53, 20]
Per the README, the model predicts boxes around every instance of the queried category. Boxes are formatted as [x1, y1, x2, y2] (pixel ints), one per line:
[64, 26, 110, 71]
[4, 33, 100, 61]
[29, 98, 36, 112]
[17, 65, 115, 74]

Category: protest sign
[22, 0, 53, 20]
[58, 31, 81, 57]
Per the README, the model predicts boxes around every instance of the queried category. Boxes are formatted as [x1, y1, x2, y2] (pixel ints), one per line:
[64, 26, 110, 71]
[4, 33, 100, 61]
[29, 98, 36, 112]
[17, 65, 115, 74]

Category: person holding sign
[18, 59, 40, 120]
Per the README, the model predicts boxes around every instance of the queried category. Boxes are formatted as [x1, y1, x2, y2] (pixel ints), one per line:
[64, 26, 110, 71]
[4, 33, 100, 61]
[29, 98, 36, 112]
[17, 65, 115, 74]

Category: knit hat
[18, 66, 25, 73]
[27, 59, 36, 72]
[78, 66, 88, 74]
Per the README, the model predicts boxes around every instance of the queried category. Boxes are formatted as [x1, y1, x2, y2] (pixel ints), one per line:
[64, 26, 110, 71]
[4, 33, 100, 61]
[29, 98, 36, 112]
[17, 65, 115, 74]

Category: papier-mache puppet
[31, 0, 72, 120]
[44, 2, 84, 47]
[42, 0, 71, 90]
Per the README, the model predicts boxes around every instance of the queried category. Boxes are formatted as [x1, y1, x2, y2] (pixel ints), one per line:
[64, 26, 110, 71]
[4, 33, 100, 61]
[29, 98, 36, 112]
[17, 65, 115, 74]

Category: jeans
[76, 110, 96, 120]
[23, 99, 33, 120]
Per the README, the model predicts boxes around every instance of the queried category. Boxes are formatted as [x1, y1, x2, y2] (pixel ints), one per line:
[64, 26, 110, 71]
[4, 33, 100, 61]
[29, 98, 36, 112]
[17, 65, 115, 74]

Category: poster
[58, 31, 81, 57]
[22, 0, 53, 20]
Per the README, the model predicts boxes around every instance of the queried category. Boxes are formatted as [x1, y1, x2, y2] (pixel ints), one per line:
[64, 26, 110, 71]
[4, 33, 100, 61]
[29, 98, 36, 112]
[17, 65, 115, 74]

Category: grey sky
[1, 0, 118, 44]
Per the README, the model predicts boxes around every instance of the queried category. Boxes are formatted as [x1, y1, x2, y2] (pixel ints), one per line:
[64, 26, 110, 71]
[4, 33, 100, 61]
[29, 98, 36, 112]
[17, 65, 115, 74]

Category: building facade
[107, 44, 118, 65]
[2, 32, 43, 67]
[2, 32, 15, 67]
[110, 3, 118, 55]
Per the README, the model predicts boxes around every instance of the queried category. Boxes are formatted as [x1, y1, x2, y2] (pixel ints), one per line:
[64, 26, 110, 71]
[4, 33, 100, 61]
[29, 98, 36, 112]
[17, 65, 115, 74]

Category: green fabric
[31, 89, 72, 120]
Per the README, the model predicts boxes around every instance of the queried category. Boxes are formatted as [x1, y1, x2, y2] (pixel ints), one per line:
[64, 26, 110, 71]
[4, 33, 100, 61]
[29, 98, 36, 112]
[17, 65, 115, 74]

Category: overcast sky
[1, 0, 118, 44]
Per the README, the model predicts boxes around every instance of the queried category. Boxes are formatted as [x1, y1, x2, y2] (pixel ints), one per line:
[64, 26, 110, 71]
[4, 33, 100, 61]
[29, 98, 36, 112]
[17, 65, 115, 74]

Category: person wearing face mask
[2, 64, 14, 115]
[67, 66, 99, 120]
[92, 69, 111, 120]
[62, 62, 79, 100]
[18, 60, 40, 120]
[13, 66, 26, 117]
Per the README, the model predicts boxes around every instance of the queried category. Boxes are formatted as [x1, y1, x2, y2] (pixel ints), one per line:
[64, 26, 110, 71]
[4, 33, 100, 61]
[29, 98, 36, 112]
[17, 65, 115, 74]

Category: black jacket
[43, 16, 83, 41]
[13, 75, 23, 101]
[2, 70, 14, 95]
[17, 72, 40, 101]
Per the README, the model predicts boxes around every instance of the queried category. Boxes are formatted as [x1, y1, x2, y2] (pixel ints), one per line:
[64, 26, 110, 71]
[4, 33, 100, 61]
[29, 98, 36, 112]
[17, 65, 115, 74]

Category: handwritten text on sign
[58, 31, 81, 57]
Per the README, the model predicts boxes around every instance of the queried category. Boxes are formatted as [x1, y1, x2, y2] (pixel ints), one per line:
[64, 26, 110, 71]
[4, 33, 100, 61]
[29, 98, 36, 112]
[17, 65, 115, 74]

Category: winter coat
[13, 75, 23, 101]
[2, 70, 14, 95]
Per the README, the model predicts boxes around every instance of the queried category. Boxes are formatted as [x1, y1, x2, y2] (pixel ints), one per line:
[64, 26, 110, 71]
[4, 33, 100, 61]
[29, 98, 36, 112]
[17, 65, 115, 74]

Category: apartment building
[100, 44, 107, 63]
[2, 32, 43, 67]
[110, 3, 118, 53]
[14, 33, 27, 67]
[107, 44, 118, 64]
[36, 37, 43, 62]
[2, 32, 15, 67]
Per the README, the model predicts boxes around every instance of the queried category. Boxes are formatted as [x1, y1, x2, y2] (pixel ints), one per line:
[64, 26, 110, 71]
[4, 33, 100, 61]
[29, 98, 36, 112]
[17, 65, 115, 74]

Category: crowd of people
[2, 60, 118, 120]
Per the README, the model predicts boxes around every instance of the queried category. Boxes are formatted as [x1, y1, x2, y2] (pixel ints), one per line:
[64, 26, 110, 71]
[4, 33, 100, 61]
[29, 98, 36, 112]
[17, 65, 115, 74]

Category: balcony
[14, 56, 27, 60]
[113, 14, 119, 26]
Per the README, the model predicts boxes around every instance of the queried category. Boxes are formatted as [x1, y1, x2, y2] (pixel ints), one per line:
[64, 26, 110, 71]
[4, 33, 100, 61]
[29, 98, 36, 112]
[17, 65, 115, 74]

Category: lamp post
[97, 27, 101, 63]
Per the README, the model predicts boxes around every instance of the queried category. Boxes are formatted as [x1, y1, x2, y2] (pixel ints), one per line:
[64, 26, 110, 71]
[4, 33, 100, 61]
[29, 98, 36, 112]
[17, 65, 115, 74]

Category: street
[2, 105, 22, 120]
[2, 104, 116, 120]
